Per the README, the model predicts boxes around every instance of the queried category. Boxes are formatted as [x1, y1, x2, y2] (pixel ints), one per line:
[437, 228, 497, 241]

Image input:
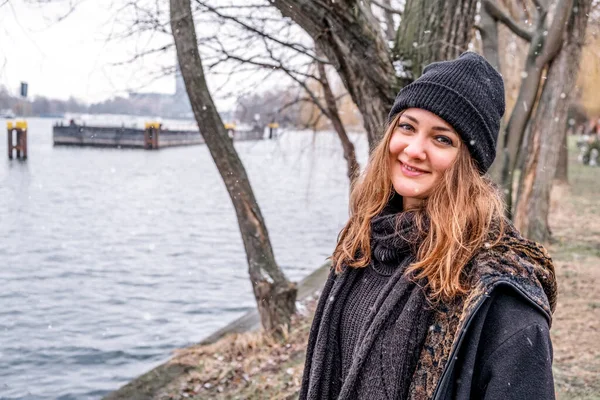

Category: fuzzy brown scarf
[407, 220, 557, 399]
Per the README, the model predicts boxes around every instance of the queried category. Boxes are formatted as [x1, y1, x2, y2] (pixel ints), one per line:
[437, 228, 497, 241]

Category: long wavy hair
[332, 113, 506, 301]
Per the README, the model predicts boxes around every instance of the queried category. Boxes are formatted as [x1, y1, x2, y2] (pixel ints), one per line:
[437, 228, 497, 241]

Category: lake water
[0, 117, 368, 399]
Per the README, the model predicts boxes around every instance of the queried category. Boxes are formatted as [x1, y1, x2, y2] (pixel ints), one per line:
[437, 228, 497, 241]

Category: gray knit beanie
[388, 52, 505, 173]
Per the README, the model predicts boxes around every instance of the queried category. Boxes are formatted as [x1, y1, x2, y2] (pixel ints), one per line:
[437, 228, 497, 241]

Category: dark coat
[300, 222, 557, 400]
[435, 284, 555, 399]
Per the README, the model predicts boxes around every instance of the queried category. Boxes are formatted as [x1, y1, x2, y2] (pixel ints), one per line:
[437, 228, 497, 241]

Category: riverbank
[103, 264, 329, 400]
[105, 145, 600, 400]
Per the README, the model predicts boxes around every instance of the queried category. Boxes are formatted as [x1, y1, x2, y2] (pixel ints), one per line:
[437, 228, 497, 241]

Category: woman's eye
[398, 123, 414, 132]
[435, 136, 453, 146]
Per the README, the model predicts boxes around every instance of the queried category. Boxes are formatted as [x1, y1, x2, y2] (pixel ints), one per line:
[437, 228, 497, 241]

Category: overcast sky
[0, 0, 196, 104]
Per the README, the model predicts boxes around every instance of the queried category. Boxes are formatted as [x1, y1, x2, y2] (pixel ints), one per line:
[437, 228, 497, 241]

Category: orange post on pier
[7, 121, 28, 160]
[267, 122, 279, 139]
[224, 122, 236, 138]
[144, 122, 161, 150]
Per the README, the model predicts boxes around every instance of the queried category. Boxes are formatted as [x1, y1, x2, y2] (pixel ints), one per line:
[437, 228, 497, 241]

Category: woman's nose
[403, 136, 427, 160]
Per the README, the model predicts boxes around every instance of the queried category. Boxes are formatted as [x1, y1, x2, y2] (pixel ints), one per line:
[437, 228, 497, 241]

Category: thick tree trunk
[514, 0, 591, 242]
[491, 0, 573, 217]
[170, 0, 296, 338]
[271, 0, 396, 151]
[316, 48, 360, 188]
[394, 0, 478, 79]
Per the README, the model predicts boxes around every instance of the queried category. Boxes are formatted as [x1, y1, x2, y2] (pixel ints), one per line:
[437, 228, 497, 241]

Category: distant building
[172, 63, 192, 118]
[127, 59, 193, 119]
[126, 91, 174, 117]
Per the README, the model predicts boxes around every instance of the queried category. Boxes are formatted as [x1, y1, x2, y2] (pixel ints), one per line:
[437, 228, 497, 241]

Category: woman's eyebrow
[403, 114, 419, 124]
[432, 126, 453, 132]
[402, 114, 454, 132]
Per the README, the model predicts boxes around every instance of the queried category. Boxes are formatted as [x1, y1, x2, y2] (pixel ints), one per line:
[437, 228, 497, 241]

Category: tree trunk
[381, 0, 397, 42]
[170, 0, 296, 338]
[394, 0, 478, 79]
[479, 1, 501, 71]
[316, 47, 361, 188]
[479, 0, 533, 184]
[555, 131, 569, 183]
[490, 0, 573, 217]
[513, 0, 591, 242]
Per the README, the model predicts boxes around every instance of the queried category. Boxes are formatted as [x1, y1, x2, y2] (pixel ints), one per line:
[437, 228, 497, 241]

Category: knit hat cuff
[388, 81, 496, 173]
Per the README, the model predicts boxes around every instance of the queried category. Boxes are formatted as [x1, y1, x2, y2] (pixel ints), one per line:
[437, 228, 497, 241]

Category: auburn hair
[332, 113, 506, 301]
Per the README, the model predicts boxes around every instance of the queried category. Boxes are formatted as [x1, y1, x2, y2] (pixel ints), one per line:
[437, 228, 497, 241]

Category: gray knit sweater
[338, 261, 405, 382]
[302, 206, 434, 400]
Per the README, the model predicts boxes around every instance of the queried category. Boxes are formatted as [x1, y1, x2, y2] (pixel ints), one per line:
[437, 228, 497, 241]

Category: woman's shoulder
[459, 284, 549, 359]
[466, 221, 558, 323]
[484, 284, 550, 335]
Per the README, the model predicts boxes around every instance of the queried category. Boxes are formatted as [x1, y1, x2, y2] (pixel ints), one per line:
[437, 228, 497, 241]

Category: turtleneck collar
[370, 194, 422, 276]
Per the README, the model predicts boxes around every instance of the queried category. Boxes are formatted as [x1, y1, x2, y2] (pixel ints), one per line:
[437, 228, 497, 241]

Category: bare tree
[479, 0, 534, 71]
[170, 0, 297, 338]
[315, 45, 360, 186]
[477, 0, 598, 238]
[187, 2, 363, 185]
[269, 0, 395, 151]
[514, 0, 593, 241]
[480, 0, 576, 218]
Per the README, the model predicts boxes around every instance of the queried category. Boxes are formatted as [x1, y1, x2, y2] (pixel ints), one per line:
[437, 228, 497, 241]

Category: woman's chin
[392, 182, 429, 199]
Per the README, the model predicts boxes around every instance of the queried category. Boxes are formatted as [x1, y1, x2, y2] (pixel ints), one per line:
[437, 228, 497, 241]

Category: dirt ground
[156, 148, 600, 400]
[549, 161, 600, 399]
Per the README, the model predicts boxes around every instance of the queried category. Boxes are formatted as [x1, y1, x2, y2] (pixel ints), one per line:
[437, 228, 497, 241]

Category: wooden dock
[52, 123, 264, 149]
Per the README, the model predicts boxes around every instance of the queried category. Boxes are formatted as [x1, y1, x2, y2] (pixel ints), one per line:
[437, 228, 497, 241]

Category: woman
[299, 52, 557, 400]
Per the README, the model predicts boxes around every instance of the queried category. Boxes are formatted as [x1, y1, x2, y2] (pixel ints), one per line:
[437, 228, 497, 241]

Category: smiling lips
[399, 160, 429, 177]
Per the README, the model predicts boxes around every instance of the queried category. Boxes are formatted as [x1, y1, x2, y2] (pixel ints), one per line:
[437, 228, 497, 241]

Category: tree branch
[483, 0, 534, 41]
[536, 0, 573, 66]
[194, 0, 329, 64]
[371, 0, 403, 15]
[206, 37, 322, 84]
[531, 0, 548, 14]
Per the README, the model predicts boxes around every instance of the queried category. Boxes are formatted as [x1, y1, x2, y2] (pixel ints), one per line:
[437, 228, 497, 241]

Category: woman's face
[389, 108, 461, 209]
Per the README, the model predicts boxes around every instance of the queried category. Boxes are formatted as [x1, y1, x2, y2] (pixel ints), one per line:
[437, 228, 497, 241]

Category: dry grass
[155, 299, 316, 400]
